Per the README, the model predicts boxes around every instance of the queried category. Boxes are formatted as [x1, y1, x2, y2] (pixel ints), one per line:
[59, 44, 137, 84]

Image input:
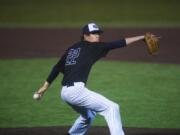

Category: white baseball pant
[61, 82, 125, 135]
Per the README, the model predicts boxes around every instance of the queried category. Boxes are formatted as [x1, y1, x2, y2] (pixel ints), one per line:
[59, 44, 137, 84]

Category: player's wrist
[141, 35, 145, 40]
[41, 81, 49, 90]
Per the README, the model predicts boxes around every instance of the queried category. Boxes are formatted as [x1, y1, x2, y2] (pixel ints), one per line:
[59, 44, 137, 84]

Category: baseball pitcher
[34, 23, 159, 135]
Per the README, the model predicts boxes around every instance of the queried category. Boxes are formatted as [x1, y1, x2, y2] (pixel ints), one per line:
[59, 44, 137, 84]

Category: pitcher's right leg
[68, 109, 96, 135]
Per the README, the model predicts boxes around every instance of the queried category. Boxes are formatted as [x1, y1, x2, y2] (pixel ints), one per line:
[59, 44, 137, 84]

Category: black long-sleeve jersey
[47, 40, 126, 86]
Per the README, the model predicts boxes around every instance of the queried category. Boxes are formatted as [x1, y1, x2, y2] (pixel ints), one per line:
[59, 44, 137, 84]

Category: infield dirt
[0, 28, 180, 64]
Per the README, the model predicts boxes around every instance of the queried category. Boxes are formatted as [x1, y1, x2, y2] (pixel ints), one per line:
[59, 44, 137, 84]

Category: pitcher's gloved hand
[144, 32, 160, 55]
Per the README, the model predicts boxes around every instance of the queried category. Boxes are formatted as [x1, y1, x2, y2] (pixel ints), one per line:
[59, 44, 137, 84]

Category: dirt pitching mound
[0, 126, 180, 135]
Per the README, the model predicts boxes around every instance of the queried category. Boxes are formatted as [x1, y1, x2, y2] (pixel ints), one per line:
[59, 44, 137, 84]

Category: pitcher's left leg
[84, 88, 125, 135]
[99, 102, 124, 135]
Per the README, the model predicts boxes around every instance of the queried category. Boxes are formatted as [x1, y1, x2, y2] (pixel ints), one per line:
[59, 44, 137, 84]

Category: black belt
[65, 82, 74, 87]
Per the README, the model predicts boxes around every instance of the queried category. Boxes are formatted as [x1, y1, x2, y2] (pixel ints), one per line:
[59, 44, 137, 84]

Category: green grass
[0, 0, 180, 27]
[0, 58, 180, 128]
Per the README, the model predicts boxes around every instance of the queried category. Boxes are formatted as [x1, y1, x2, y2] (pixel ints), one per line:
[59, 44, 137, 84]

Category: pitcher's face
[84, 33, 100, 42]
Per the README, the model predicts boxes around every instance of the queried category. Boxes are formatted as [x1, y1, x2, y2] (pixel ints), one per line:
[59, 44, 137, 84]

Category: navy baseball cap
[82, 23, 103, 34]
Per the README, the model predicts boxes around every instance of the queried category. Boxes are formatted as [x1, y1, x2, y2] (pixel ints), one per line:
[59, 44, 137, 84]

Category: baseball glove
[144, 32, 159, 55]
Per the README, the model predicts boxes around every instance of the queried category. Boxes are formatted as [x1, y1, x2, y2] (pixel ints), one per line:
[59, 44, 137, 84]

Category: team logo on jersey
[65, 48, 81, 65]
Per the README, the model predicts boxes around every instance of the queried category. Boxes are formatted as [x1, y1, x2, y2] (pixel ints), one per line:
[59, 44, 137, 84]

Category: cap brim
[90, 30, 103, 34]
[83, 30, 103, 35]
